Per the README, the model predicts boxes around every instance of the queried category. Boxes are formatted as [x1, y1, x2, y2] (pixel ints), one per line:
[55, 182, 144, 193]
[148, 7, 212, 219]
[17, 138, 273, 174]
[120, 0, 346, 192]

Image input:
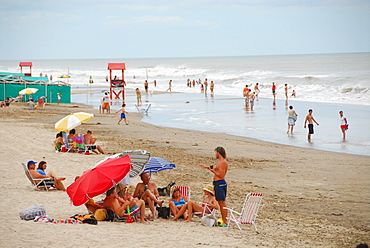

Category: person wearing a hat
[27, 160, 66, 191]
[170, 184, 218, 222]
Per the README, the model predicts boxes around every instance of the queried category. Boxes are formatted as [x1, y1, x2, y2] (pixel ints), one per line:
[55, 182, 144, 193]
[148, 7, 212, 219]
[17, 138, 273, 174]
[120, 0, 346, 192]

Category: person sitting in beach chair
[54, 132, 65, 152]
[28, 160, 66, 191]
[103, 187, 147, 223]
[133, 172, 164, 219]
[84, 130, 106, 154]
[169, 187, 189, 219]
[170, 184, 218, 221]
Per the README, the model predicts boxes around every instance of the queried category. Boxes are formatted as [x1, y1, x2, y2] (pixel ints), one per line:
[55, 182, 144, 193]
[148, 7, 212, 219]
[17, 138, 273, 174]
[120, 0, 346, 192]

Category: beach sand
[0, 101, 369, 247]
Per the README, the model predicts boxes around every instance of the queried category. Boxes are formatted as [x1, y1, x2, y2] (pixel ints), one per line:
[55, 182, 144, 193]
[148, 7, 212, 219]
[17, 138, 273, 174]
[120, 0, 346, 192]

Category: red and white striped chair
[224, 193, 263, 231]
[171, 185, 190, 200]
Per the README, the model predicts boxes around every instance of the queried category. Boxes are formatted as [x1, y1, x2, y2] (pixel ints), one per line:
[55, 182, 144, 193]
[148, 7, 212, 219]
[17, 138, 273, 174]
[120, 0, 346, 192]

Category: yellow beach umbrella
[19, 88, 39, 95]
[55, 112, 94, 132]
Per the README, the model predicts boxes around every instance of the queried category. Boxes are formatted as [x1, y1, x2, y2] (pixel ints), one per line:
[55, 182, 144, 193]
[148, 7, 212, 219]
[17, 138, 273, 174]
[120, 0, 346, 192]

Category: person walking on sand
[200, 147, 228, 225]
[339, 111, 348, 140]
[135, 88, 142, 105]
[304, 109, 319, 141]
[166, 80, 172, 92]
[287, 105, 298, 134]
[272, 82, 276, 99]
[101, 92, 110, 114]
[116, 103, 128, 125]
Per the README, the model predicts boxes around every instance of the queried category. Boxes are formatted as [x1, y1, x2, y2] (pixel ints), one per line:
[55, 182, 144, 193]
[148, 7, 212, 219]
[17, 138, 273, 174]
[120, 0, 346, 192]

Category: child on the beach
[116, 103, 128, 125]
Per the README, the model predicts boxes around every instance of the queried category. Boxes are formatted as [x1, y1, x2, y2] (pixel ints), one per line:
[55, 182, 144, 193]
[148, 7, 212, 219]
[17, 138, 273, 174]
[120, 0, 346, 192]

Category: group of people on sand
[84, 146, 229, 225]
[54, 129, 105, 154]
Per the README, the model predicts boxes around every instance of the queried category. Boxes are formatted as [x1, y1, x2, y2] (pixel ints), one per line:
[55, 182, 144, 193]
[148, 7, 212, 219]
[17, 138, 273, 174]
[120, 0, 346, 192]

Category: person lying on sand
[28, 160, 66, 191]
[170, 185, 218, 222]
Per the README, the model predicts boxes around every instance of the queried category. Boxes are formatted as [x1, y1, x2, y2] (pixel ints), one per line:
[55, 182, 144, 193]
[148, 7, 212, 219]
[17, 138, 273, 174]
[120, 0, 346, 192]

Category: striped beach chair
[224, 193, 263, 231]
[171, 185, 190, 200]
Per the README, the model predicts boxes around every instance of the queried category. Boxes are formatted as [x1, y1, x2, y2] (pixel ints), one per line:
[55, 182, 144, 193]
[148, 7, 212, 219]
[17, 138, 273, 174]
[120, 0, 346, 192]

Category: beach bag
[293, 113, 298, 122]
[20, 204, 46, 221]
[94, 209, 107, 221]
[201, 214, 217, 227]
[156, 207, 171, 219]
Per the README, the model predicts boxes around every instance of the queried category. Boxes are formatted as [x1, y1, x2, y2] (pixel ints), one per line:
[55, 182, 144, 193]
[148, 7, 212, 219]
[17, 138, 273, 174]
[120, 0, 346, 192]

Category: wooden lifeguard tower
[19, 62, 32, 77]
[108, 63, 126, 101]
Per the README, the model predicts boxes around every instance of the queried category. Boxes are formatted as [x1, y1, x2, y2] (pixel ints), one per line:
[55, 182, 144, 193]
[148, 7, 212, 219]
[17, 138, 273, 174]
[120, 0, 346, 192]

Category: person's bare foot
[158, 200, 164, 207]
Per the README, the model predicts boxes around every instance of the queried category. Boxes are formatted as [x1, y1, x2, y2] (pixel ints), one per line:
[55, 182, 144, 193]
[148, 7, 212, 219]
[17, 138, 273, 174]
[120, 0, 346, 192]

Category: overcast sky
[1, 0, 369, 60]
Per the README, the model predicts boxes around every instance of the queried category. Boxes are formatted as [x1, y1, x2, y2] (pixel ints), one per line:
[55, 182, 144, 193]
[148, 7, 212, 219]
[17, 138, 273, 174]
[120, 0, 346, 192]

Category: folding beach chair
[224, 193, 263, 231]
[194, 202, 217, 218]
[171, 186, 190, 200]
[135, 104, 151, 114]
[22, 163, 52, 191]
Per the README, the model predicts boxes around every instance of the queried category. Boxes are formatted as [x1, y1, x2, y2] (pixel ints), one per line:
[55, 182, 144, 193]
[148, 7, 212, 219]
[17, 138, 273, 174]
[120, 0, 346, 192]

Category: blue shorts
[213, 180, 227, 201]
[120, 113, 126, 119]
[125, 204, 139, 217]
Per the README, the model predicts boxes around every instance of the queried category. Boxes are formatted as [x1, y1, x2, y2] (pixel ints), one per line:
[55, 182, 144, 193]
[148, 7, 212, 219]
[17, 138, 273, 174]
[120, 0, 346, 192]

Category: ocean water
[1, 53, 369, 156]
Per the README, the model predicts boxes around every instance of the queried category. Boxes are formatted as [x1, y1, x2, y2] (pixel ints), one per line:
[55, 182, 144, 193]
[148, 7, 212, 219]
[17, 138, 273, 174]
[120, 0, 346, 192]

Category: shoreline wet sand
[0, 102, 369, 247]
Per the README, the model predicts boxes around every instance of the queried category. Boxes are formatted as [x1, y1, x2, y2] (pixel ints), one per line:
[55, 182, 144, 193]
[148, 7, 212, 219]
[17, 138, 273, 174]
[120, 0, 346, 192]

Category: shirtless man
[133, 172, 164, 219]
[304, 109, 319, 141]
[84, 130, 105, 154]
[27, 161, 66, 191]
[200, 147, 228, 225]
[144, 80, 149, 93]
[103, 187, 147, 223]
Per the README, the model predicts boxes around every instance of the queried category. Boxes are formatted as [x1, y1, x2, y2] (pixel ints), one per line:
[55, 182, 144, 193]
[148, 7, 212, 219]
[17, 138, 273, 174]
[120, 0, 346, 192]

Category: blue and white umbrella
[144, 157, 176, 174]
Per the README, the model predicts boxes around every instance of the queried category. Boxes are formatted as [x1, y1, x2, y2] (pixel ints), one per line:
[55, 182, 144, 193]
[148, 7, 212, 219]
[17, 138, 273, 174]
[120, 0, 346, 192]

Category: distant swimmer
[210, 81, 214, 96]
[291, 90, 296, 97]
[204, 78, 208, 95]
[304, 109, 319, 141]
[144, 80, 149, 93]
[339, 111, 348, 140]
[284, 84, 288, 99]
[254, 83, 260, 100]
[166, 80, 172, 92]
[272, 82, 276, 99]
[243, 85, 249, 97]
[250, 92, 256, 111]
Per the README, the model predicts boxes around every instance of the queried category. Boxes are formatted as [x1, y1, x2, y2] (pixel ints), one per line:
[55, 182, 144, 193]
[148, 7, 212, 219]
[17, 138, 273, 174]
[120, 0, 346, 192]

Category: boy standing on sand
[200, 147, 228, 225]
[116, 103, 128, 125]
[304, 109, 319, 141]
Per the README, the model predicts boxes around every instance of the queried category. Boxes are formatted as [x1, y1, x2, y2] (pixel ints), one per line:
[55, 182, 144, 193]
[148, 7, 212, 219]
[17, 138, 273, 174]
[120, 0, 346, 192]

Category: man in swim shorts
[200, 146, 228, 225]
[304, 109, 319, 141]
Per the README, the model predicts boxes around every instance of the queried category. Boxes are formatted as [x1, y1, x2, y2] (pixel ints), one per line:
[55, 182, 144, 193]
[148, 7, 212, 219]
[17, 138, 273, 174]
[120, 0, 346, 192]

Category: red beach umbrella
[66, 155, 131, 206]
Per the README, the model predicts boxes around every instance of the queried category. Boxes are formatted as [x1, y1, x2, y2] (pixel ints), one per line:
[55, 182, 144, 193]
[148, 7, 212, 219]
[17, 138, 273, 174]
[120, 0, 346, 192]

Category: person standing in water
[304, 109, 319, 141]
[287, 105, 298, 134]
[339, 111, 348, 140]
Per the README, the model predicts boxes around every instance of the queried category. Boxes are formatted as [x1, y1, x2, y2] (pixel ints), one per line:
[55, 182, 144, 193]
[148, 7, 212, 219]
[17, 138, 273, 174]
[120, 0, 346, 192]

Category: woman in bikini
[170, 185, 218, 222]
[169, 187, 188, 219]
